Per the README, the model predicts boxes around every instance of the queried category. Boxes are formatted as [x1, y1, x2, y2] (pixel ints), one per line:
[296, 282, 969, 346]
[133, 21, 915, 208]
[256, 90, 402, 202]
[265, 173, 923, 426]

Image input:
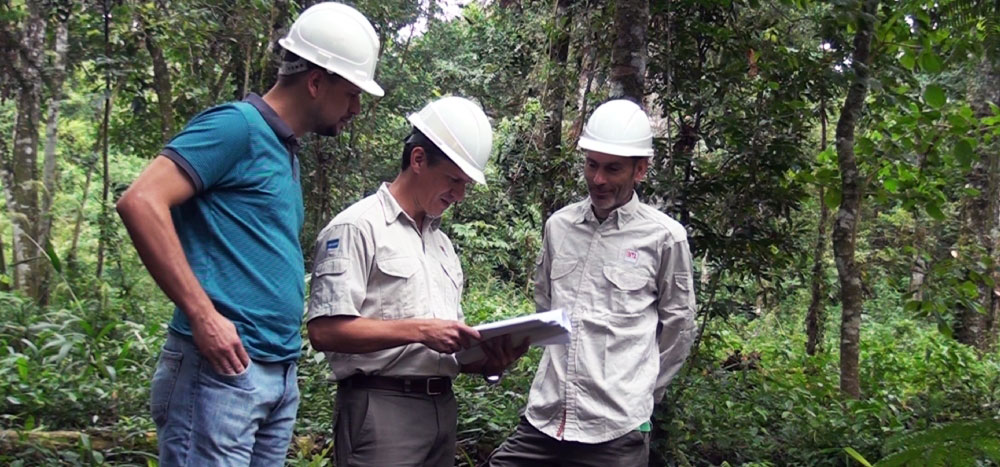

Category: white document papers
[456, 309, 570, 364]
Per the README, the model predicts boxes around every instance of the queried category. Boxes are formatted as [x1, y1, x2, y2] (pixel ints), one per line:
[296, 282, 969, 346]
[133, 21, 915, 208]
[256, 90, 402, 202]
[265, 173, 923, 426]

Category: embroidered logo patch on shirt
[326, 238, 340, 251]
[624, 248, 638, 264]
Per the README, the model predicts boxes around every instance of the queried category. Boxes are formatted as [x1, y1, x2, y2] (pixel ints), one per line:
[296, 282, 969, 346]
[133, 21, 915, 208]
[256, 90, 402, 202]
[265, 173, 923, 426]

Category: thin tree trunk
[540, 0, 575, 218]
[37, 16, 70, 306]
[138, 13, 174, 142]
[609, 0, 648, 101]
[259, 0, 290, 92]
[7, 2, 46, 298]
[96, 2, 112, 280]
[68, 159, 95, 268]
[833, 0, 878, 399]
[805, 99, 829, 356]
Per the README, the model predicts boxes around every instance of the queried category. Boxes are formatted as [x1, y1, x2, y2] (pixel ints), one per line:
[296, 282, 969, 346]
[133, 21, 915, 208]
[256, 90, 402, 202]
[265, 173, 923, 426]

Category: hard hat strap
[278, 58, 311, 76]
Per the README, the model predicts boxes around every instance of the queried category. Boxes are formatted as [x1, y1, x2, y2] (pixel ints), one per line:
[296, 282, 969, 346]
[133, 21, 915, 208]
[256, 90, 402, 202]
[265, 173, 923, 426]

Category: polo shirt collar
[243, 93, 299, 155]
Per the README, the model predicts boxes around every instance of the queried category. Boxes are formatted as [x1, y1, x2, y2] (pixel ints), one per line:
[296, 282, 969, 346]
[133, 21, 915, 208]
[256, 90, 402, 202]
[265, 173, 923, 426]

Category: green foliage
[658, 289, 1000, 466]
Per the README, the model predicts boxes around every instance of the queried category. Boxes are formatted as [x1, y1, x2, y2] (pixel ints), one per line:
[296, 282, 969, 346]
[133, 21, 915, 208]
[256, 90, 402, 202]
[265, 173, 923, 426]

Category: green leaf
[843, 447, 873, 467]
[899, 52, 915, 70]
[884, 178, 900, 193]
[919, 51, 942, 73]
[923, 84, 945, 109]
[925, 202, 945, 221]
[959, 280, 979, 298]
[824, 187, 842, 209]
[953, 139, 975, 167]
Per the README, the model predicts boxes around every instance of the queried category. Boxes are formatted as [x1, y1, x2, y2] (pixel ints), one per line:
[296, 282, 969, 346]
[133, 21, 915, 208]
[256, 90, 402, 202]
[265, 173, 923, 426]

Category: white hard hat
[278, 2, 384, 97]
[578, 99, 653, 157]
[407, 96, 493, 185]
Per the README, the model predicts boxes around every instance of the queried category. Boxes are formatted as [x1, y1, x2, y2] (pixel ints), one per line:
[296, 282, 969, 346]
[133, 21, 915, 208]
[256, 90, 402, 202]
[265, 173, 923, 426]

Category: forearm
[117, 194, 215, 324]
[307, 316, 428, 353]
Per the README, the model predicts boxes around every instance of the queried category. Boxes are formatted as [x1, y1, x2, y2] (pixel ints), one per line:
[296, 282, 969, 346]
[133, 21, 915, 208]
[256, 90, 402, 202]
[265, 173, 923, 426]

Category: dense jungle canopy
[2, 0, 1000, 465]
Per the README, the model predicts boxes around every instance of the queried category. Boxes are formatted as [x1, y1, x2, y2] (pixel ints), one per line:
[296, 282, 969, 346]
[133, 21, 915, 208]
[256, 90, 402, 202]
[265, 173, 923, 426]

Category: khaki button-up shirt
[525, 194, 697, 443]
[305, 183, 465, 380]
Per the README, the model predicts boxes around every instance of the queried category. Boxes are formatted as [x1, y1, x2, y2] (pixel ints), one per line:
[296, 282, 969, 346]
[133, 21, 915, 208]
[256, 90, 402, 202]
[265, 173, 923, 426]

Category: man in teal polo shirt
[116, 4, 384, 465]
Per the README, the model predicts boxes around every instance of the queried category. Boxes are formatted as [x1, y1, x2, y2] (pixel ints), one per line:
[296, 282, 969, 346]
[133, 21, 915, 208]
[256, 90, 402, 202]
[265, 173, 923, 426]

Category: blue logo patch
[326, 238, 340, 250]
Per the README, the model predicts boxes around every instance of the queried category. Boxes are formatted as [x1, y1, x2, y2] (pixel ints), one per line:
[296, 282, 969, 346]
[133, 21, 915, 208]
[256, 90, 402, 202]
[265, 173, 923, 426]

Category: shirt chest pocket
[602, 265, 652, 317]
[436, 260, 463, 316]
[549, 258, 580, 307]
[376, 256, 423, 320]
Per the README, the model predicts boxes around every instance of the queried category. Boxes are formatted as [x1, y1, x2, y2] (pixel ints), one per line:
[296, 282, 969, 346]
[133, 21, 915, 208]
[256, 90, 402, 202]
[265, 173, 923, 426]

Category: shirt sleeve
[305, 223, 373, 322]
[653, 237, 697, 403]
[161, 105, 249, 192]
[533, 220, 554, 313]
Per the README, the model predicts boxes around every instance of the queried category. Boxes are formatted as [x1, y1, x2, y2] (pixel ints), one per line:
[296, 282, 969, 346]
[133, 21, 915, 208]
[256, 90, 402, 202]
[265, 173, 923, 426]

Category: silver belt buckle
[425, 377, 444, 395]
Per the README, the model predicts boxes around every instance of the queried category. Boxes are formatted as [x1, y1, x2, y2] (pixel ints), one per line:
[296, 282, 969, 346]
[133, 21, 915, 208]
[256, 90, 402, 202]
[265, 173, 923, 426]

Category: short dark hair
[401, 129, 447, 171]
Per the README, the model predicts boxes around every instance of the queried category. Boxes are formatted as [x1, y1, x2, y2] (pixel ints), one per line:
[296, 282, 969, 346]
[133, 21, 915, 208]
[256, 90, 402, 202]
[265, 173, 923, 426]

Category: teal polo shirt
[161, 93, 305, 362]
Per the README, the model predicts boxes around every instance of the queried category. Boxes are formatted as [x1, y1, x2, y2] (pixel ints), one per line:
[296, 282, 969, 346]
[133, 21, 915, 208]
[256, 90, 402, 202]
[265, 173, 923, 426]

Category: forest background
[2, 0, 1000, 465]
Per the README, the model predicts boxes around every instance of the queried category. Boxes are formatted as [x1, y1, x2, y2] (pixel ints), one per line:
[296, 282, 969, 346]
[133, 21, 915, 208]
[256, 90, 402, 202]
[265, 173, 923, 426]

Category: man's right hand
[417, 319, 481, 354]
[190, 310, 251, 375]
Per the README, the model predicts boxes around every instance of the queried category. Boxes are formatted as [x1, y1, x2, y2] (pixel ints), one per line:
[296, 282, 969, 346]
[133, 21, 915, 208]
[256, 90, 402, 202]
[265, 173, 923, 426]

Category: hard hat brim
[349, 76, 385, 97]
[578, 135, 654, 158]
[408, 114, 487, 185]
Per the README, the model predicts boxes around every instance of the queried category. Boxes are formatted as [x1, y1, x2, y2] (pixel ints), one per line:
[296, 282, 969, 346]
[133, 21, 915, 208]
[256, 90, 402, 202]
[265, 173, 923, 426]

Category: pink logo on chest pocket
[624, 249, 638, 264]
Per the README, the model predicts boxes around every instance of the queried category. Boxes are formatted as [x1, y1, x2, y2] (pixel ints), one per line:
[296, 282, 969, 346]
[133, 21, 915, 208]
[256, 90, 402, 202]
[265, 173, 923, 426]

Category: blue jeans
[151, 332, 300, 466]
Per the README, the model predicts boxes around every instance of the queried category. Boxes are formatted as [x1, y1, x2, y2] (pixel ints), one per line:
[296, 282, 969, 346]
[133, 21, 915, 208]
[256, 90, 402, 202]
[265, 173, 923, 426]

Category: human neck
[261, 86, 310, 138]
[388, 174, 426, 230]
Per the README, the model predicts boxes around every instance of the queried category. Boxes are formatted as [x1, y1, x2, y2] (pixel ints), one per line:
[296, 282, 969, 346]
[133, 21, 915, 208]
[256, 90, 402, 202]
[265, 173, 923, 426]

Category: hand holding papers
[456, 309, 571, 364]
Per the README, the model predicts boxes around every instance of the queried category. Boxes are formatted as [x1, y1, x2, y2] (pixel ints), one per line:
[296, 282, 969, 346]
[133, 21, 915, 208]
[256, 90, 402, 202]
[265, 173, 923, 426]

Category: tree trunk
[259, 0, 290, 92]
[37, 15, 70, 306]
[6, 2, 46, 298]
[137, 12, 174, 142]
[957, 56, 1000, 350]
[806, 100, 830, 356]
[833, 0, 878, 399]
[609, 0, 648, 101]
[96, 3, 112, 280]
[539, 0, 575, 218]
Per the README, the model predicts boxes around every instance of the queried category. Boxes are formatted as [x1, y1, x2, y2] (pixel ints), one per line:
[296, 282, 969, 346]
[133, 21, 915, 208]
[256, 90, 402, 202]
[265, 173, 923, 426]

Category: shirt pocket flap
[441, 261, 463, 288]
[551, 259, 578, 280]
[674, 274, 692, 292]
[603, 266, 648, 291]
[377, 256, 420, 279]
[315, 258, 349, 276]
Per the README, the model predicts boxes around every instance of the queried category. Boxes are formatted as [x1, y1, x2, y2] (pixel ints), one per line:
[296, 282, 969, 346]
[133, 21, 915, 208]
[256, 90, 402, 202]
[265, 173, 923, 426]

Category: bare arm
[307, 315, 481, 354]
[116, 155, 249, 375]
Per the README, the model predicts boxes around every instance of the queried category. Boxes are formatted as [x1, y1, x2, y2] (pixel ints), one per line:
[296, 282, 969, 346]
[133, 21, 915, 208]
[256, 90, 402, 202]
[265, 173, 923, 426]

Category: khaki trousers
[334, 384, 458, 467]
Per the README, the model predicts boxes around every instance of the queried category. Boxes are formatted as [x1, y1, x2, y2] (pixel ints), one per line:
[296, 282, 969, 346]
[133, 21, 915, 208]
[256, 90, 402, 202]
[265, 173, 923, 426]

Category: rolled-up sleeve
[305, 223, 372, 322]
[653, 237, 697, 402]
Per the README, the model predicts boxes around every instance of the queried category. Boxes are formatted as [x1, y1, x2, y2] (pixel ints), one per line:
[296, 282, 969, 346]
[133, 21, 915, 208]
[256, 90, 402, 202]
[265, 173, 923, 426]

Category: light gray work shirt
[305, 183, 465, 380]
[525, 193, 697, 443]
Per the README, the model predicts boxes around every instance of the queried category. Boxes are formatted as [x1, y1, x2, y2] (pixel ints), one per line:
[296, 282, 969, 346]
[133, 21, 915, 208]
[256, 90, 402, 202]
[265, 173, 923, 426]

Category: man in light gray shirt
[489, 99, 697, 466]
[306, 96, 526, 467]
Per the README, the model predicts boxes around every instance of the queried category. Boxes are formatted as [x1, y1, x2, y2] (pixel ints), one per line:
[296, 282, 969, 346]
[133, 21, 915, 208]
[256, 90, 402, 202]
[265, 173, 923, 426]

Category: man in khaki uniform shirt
[306, 96, 525, 467]
[489, 100, 697, 467]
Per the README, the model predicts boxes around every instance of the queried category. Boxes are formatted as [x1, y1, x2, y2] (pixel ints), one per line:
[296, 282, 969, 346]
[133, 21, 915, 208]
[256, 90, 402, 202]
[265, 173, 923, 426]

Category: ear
[305, 69, 325, 98]
[633, 157, 650, 183]
[410, 146, 427, 173]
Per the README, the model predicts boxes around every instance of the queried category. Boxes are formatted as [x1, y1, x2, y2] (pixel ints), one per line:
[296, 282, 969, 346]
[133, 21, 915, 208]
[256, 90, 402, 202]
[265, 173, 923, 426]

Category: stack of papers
[456, 309, 571, 364]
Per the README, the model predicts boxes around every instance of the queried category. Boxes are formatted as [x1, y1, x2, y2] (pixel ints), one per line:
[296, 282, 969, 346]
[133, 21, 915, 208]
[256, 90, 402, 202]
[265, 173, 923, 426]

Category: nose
[592, 169, 607, 185]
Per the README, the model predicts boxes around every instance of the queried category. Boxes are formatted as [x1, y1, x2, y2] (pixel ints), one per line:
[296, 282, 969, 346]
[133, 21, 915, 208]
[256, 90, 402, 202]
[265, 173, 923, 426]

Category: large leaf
[923, 84, 945, 109]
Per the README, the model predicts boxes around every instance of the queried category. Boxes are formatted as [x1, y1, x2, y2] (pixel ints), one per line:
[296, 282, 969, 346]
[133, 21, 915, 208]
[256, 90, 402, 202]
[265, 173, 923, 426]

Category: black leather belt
[342, 374, 452, 395]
